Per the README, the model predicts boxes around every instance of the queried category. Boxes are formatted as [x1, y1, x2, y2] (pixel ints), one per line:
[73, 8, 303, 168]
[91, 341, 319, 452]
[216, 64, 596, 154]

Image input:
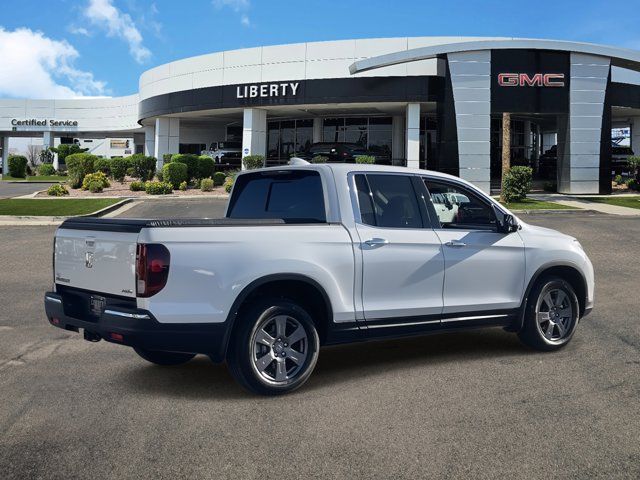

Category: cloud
[0, 27, 108, 99]
[69, 26, 91, 36]
[213, 0, 252, 27]
[83, 0, 151, 63]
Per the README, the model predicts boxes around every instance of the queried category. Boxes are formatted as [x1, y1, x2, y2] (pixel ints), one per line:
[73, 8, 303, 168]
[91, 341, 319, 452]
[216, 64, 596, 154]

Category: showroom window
[323, 117, 393, 161]
[267, 119, 313, 165]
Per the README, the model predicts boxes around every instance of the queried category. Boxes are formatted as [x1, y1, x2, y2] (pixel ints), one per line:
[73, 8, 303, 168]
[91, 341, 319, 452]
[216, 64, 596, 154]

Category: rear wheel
[518, 276, 580, 351]
[133, 347, 195, 366]
[227, 298, 319, 395]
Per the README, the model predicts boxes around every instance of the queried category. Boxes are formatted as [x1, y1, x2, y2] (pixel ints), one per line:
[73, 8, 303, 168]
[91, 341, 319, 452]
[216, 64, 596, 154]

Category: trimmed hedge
[242, 155, 264, 170]
[198, 155, 215, 179]
[179, 180, 188, 191]
[162, 162, 188, 189]
[224, 176, 234, 193]
[502, 166, 533, 203]
[7, 155, 28, 178]
[66, 153, 97, 188]
[94, 158, 111, 176]
[110, 157, 130, 182]
[129, 154, 156, 181]
[170, 154, 199, 180]
[162, 153, 173, 164]
[213, 171, 226, 186]
[145, 181, 173, 195]
[38, 163, 56, 176]
[82, 172, 110, 191]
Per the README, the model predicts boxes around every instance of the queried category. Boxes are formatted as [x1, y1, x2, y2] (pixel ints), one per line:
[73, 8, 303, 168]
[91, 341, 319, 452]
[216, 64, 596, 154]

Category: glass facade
[267, 119, 313, 165]
[322, 117, 392, 160]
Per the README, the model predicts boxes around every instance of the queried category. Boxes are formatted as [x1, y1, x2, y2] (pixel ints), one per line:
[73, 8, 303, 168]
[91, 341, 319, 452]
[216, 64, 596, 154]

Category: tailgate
[54, 227, 138, 298]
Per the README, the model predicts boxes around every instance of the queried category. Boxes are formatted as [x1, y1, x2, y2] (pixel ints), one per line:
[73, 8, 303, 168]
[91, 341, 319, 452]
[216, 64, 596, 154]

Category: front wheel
[227, 298, 320, 395]
[133, 347, 196, 366]
[518, 277, 580, 351]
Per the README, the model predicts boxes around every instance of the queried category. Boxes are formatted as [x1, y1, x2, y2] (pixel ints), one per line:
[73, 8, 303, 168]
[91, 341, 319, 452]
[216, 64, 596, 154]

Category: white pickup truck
[45, 164, 594, 395]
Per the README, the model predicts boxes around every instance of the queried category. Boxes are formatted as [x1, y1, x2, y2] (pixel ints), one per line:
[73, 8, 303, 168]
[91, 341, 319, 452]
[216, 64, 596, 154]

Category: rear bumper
[44, 292, 228, 362]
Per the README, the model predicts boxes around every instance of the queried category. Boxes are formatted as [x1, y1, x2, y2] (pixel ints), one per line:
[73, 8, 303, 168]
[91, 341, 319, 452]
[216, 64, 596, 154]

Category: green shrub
[47, 184, 68, 196]
[198, 155, 215, 179]
[156, 170, 163, 182]
[162, 153, 173, 164]
[94, 158, 111, 176]
[628, 156, 640, 180]
[626, 178, 639, 191]
[145, 181, 173, 195]
[126, 167, 135, 177]
[224, 176, 234, 193]
[355, 155, 375, 164]
[65, 153, 97, 188]
[87, 180, 104, 193]
[38, 163, 56, 176]
[213, 171, 226, 186]
[7, 155, 28, 178]
[310, 155, 329, 164]
[130, 180, 146, 191]
[200, 177, 214, 192]
[170, 154, 199, 180]
[614, 174, 624, 185]
[162, 162, 188, 189]
[129, 154, 156, 181]
[502, 166, 533, 203]
[179, 180, 188, 191]
[110, 157, 129, 183]
[242, 155, 264, 170]
[82, 172, 110, 191]
[39, 148, 54, 165]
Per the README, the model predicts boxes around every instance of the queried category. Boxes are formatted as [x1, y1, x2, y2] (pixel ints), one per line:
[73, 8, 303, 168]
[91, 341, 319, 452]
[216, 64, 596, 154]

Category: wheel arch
[221, 274, 334, 358]
[511, 262, 588, 332]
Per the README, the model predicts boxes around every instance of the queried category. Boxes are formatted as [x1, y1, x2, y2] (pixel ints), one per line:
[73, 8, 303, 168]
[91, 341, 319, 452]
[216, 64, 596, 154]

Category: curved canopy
[349, 38, 640, 75]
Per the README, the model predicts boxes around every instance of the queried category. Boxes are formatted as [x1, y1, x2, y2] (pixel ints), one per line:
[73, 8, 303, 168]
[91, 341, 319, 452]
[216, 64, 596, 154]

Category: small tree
[627, 156, 640, 182]
[26, 144, 42, 167]
[39, 148, 54, 164]
[50, 144, 88, 166]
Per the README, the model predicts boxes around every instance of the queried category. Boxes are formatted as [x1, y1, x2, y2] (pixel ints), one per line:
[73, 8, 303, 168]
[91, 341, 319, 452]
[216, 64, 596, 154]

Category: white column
[242, 108, 267, 169]
[1, 137, 9, 176]
[447, 50, 491, 193]
[312, 117, 323, 143]
[154, 118, 180, 169]
[392, 115, 405, 165]
[406, 103, 420, 169]
[144, 125, 155, 157]
[561, 53, 610, 194]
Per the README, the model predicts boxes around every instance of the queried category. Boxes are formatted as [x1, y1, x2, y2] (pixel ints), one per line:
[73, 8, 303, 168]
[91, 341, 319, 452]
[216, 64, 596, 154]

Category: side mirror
[494, 205, 519, 234]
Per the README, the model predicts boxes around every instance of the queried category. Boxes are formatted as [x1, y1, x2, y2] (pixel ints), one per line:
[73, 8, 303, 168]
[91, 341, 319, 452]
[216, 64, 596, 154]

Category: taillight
[136, 243, 170, 297]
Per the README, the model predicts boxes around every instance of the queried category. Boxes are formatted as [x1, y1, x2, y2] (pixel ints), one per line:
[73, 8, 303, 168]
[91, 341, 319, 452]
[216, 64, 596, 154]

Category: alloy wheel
[536, 287, 574, 342]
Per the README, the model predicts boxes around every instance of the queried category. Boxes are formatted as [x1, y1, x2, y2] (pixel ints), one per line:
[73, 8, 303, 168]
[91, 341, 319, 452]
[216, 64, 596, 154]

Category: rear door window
[228, 170, 326, 222]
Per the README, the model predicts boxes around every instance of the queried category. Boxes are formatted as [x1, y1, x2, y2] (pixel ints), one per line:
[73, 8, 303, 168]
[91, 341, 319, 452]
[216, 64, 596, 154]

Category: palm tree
[500, 112, 511, 202]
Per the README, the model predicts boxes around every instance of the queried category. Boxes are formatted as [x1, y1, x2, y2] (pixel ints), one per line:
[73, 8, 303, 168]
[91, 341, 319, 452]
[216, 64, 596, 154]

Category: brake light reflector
[136, 243, 170, 298]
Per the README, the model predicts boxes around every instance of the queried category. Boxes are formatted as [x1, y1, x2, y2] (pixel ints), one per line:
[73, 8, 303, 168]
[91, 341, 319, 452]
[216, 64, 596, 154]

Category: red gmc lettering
[498, 73, 565, 87]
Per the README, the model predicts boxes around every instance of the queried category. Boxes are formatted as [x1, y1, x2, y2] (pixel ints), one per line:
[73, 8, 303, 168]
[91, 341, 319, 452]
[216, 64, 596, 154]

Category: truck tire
[133, 347, 196, 366]
[518, 276, 580, 351]
[227, 298, 320, 395]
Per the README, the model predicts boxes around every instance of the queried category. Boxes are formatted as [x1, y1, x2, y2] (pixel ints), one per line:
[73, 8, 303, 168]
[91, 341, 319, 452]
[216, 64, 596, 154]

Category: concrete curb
[0, 198, 133, 226]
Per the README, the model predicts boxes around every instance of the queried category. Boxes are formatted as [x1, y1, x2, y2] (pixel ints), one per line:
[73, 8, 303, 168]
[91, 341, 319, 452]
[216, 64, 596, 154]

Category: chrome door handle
[364, 238, 389, 246]
[445, 240, 466, 248]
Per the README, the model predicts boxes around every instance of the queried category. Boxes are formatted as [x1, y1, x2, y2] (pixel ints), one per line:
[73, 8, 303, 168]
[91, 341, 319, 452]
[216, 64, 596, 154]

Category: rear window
[227, 170, 326, 222]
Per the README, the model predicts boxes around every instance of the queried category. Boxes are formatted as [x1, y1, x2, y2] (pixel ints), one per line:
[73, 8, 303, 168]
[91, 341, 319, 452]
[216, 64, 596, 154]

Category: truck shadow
[120, 328, 533, 399]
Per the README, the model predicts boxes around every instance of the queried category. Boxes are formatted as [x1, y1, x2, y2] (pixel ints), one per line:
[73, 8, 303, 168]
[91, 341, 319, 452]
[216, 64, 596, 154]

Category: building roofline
[349, 38, 640, 75]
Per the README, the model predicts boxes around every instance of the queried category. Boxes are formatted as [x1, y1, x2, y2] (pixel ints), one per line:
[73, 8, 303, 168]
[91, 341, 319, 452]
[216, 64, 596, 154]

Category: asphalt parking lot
[1, 207, 638, 479]
[0, 181, 55, 199]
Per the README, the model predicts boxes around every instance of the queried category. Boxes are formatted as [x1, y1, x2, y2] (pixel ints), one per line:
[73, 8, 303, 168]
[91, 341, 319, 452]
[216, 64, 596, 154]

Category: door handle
[445, 240, 466, 248]
[364, 238, 389, 247]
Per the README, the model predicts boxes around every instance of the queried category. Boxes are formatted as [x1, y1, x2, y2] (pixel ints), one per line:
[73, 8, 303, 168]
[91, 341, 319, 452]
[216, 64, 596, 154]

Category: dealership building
[2, 36, 640, 194]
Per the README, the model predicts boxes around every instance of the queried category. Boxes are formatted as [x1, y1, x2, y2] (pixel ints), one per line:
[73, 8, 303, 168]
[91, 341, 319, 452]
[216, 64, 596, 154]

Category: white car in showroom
[45, 164, 594, 395]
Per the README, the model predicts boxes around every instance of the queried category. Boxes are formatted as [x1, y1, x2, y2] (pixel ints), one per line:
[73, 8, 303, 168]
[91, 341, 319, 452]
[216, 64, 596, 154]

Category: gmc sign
[498, 73, 565, 87]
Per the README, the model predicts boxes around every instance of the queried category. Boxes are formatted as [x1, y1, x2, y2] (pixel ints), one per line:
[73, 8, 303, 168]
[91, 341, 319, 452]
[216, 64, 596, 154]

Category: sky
[0, 0, 639, 99]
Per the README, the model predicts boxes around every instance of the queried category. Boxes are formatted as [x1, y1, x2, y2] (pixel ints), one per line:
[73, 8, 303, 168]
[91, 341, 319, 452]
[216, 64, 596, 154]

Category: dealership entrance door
[490, 114, 566, 193]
